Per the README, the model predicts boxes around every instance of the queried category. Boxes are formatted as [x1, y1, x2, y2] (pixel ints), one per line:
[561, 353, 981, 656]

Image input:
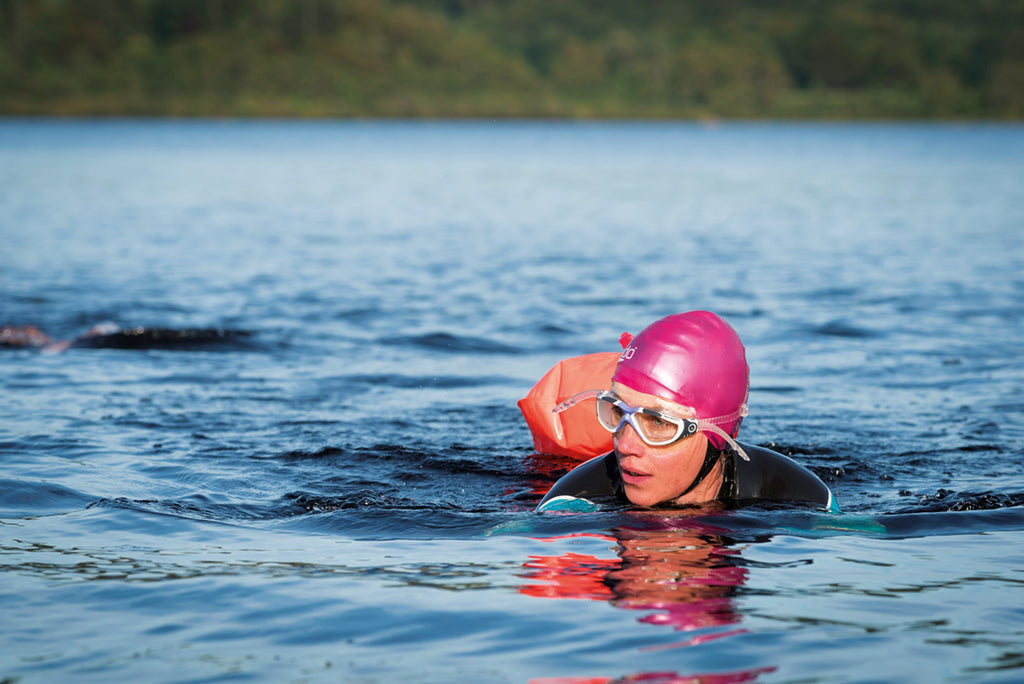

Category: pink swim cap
[612, 311, 749, 450]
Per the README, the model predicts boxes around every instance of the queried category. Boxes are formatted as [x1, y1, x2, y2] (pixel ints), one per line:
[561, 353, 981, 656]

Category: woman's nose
[613, 421, 646, 456]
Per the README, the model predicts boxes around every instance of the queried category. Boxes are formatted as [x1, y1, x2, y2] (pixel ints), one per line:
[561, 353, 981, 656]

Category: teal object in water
[535, 495, 603, 513]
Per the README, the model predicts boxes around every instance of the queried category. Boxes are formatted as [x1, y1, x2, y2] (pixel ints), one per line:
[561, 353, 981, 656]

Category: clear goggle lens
[594, 391, 698, 446]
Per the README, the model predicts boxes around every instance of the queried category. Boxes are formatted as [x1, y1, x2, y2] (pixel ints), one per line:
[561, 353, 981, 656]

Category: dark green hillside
[1, 0, 1021, 118]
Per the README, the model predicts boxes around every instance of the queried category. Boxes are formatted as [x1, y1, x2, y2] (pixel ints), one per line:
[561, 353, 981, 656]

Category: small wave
[278, 446, 347, 461]
[330, 307, 382, 321]
[337, 373, 516, 389]
[758, 442, 838, 457]
[0, 479, 92, 518]
[812, 320, 880, 338]
[283, 490, 440, 513]
[415, 454, 512, 478]
[880, 506, 1024, 538]
[379, 332, 522, 354]
[893, 488, 1024, 514]
[753, 385, 802, 393]
[88, 495, 299, 523]
[277, 443, 437, 464]
[537, 323, 574, 335]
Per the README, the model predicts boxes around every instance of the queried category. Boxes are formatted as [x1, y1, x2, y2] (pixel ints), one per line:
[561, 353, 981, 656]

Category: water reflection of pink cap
[612, 311, 750, 449]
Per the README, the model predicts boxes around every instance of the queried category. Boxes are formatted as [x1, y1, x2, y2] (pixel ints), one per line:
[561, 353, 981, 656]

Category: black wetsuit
[537, 442, 837, 512]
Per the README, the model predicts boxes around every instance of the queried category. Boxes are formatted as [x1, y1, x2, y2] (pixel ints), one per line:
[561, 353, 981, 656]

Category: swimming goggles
[554, 390, 750, 461]
[594, 391, 699, 446]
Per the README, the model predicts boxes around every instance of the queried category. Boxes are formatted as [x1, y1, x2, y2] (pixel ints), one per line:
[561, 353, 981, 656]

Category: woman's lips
[619, 466, 650, 486]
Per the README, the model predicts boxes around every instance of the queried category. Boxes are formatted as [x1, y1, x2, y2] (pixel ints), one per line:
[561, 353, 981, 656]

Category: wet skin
[610, 381, 725, 508]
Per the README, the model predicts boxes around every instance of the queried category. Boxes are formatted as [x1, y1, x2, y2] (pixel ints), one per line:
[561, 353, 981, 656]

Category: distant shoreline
[2, 113, 1021, 123]
[4, 0, 1022, 121]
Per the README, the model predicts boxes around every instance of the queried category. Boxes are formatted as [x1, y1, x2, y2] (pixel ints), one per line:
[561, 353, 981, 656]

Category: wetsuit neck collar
[676, 443, 724, 500]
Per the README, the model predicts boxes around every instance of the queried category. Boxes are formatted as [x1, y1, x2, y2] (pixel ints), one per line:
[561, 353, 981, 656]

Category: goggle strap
[696, 420, 750, 462]
[552, 389, 602, 414]
[695, 404, 750, 461]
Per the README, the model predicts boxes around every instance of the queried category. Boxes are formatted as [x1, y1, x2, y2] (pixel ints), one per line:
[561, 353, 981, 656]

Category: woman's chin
[623, 484, 661, 508]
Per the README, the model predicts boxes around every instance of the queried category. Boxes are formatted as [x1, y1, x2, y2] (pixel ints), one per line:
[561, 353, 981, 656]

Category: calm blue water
[2, 120, 1023, 684]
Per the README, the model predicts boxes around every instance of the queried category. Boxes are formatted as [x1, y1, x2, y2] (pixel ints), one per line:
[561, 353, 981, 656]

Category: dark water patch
[760, 442, 838, 457]
[536, 323, 574, 335]
[811, 320, 881, 338]
[893, 489, 1024, 514]
[956, 444, 1002, 453]
[334, 373, 518, 389]
[358, 443, 434, 462]
[330, 306, 384, 321]
[379, 332, 523, 354]
[808, 286, 862, 299]
[808, 461, 874, 485]
[714, 306, 767, 320]
[413, 454, 512, 479]
[277, 445, 348, 462]
[274, 419, 341, 430]
[754, 385, 803, 393]
[5, 293, 51, 306]
[759, 441, 848, 479]
[283, 490, 448, 513]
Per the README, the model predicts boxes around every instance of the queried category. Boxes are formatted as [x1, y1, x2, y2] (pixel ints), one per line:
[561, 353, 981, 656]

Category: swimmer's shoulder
[728, 442, 839, 513]
[536, 453, 620, 512]
[535, 444, 839, 513]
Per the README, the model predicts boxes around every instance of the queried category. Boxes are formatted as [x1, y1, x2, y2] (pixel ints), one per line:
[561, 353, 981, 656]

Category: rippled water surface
[2, 120, 1023, 683]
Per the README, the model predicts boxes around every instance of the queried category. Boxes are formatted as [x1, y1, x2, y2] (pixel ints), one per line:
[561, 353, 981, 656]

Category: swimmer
[536, 311, 838, 513]
[0, 325, 54, 349]
[0, 323, 252, 352]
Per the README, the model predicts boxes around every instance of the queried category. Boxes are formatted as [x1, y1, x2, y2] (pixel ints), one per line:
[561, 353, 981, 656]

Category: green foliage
[0, 0, 1021, 118]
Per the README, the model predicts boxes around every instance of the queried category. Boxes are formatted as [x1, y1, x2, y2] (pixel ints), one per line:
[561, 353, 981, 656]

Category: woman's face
[609, 381, 722, 508]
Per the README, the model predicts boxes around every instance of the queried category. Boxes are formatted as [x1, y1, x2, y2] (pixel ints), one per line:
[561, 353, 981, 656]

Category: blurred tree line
[1, 0, 1021, 118]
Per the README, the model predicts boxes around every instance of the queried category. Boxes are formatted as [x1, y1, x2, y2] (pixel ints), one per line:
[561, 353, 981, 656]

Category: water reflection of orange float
[530, 665, 776, 684]
[521, 523, 747, 633]
[520, 549, 618, 601]
[521, 521, 776, 683]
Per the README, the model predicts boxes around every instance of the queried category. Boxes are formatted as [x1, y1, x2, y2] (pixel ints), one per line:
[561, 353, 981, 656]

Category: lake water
[1, 120, 1023, 683]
